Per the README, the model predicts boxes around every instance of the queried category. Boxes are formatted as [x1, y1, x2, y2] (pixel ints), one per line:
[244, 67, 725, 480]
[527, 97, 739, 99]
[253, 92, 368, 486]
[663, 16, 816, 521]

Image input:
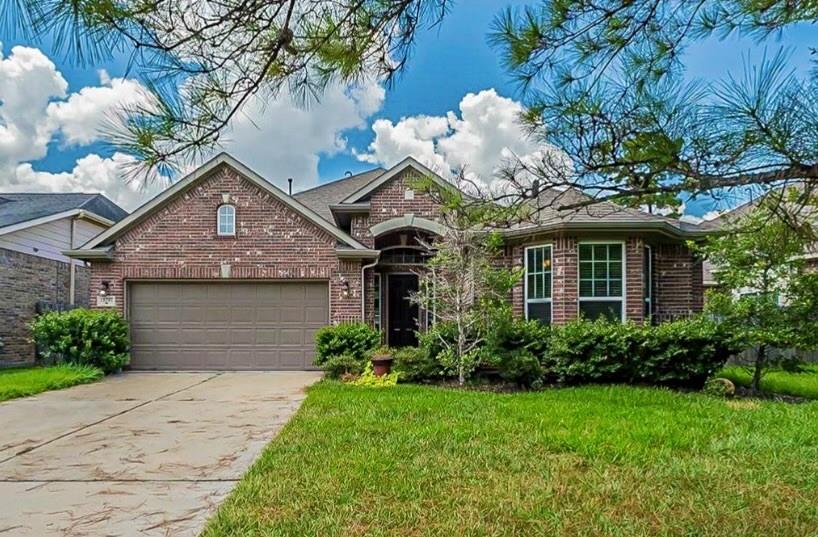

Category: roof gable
[340, 157, 453, 204]
[0, 193, 126, 230]
[80, 153, 368, 251]
[294, 167, 385, 221]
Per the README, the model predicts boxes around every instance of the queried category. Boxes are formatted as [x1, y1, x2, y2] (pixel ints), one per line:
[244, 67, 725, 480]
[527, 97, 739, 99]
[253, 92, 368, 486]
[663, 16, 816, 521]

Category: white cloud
[0, 45, 67, 166]
[0, 43, 386, 209]
[222, 80, 385, 191]
[12, 152, 164, 211]
[356, 89, 539, 184]
[46, 70, 149, 145]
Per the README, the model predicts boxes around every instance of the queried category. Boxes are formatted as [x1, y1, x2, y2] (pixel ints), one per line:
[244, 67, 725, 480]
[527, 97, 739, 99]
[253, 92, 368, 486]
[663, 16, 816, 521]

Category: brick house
[67, 153, 706, 370]
[0, 193, 127, 366]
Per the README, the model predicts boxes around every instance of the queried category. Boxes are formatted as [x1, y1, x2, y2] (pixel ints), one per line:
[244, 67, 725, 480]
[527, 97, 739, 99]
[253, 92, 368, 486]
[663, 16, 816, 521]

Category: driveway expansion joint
[0, 372, 223, 465]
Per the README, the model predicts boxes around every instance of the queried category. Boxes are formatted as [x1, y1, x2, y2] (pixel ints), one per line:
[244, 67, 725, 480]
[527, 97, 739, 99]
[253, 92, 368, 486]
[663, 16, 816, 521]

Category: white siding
[0, 217, 107, 264]
[73, 219, 106, 248]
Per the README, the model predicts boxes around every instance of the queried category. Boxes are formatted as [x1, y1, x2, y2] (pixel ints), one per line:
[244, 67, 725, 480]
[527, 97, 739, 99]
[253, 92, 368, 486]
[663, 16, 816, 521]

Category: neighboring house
[67, 153, 706, 371]
[701, 187, 818, 291]
[0, 193, 128, 366]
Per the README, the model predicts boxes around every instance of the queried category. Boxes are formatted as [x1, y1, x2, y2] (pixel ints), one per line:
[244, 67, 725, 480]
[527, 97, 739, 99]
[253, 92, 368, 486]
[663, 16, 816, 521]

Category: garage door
[128, 281, 328, 370]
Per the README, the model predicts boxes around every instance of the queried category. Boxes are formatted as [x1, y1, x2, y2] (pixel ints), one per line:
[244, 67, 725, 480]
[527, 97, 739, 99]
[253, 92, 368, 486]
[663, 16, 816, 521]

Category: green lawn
[721, 364, 818, 400]
[0, 364, 103, 401]
[204, 382, 818, 537]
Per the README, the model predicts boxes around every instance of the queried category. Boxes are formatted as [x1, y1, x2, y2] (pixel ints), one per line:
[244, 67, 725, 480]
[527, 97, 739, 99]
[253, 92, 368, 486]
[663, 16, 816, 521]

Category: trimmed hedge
[30, 309, 130, 374]
[416, 316, 738, 389]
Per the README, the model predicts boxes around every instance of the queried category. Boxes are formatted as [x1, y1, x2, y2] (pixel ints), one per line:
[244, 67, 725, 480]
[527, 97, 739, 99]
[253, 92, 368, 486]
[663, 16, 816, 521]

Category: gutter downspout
[69, 217, 76, 305]
[361, 253, 380, 322]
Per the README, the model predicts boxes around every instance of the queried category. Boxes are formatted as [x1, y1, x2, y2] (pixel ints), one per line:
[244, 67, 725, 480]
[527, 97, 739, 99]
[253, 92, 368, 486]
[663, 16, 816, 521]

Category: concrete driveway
[0, 371, 321, 536]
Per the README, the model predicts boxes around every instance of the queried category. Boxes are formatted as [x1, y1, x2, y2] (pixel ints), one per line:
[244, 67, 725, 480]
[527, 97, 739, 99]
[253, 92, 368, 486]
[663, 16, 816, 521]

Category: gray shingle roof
[0, 193, 128, 229]
[293, 168, 385, 221]
[507, 187, 702, 235]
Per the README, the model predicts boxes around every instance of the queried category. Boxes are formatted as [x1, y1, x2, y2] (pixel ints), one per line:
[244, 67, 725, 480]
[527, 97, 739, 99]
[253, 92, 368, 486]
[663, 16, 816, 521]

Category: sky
[1, 1, 815, 216]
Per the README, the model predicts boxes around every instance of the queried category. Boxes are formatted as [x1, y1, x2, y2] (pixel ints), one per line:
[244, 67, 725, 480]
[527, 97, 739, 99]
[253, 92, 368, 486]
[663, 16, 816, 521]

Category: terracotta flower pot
[371, 355, 393, 376]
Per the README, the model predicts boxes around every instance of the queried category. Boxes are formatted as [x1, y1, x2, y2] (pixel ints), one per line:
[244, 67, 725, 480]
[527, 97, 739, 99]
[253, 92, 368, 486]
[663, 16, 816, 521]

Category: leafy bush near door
[392, 346, 443, 382]
[30, 309, 130, 374]
[314, 323, 381, 378]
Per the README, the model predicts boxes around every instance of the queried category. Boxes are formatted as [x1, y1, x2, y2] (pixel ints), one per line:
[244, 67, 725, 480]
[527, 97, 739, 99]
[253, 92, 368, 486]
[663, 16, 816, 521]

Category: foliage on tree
[490, 1, 818, 216]
[410, 175, 522, 385]
[8, 0, 449, 179]
[698, 193, 818, 391]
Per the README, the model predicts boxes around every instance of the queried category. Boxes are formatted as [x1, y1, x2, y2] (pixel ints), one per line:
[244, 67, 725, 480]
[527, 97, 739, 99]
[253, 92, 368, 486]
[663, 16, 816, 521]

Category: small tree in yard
[411, 177, 522, 385]
[700, 195, 818, 392]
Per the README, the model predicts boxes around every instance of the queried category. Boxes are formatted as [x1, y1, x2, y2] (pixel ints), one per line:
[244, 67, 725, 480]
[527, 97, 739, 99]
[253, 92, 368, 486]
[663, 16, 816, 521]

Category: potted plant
[370, 346, 394, 377]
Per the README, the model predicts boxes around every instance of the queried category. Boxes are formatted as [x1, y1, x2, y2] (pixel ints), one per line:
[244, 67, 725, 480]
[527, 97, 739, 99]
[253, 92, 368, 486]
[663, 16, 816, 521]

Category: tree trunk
[457, 320, 466, 386]
[752, 344, 767, 392]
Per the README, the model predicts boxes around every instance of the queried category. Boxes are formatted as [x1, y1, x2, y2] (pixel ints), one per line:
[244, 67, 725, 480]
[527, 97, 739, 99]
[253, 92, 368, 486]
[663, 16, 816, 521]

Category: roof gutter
[501, 221, 710, 241]
[62, 246, 114, 260]
[335, 248, 379, 260]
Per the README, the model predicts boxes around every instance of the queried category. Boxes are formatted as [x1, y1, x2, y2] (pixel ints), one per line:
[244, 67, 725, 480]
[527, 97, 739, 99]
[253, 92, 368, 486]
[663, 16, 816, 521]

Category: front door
[387, 274, 419, 347]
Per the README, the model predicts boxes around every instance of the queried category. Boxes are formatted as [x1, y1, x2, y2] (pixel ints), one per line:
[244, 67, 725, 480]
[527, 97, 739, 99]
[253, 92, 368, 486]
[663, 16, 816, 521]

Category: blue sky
[1, 1, 814, 214]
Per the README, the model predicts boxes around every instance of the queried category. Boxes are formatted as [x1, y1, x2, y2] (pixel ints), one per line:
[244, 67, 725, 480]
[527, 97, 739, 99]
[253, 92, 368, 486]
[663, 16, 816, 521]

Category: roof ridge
[293, 167, 385, 196]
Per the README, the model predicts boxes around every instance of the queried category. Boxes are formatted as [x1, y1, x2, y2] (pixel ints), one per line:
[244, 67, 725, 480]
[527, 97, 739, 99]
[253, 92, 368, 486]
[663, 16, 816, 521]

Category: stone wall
[0, 248, 89, 365]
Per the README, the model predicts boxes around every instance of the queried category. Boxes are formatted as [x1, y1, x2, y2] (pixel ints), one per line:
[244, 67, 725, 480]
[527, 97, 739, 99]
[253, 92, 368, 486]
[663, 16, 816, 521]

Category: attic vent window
[217, 204, 236, 236]
[404, 189, 415, 200]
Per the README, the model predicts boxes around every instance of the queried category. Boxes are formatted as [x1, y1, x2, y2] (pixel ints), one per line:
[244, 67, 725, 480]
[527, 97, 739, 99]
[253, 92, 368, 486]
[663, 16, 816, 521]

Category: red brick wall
[352, 169, 442, 247]
[89, 165, 362, 324]
[551, 236, 579, 323]
[653, 243, 704, 321]
[510, 235, 699, 325]
[625, 238, 645, 323]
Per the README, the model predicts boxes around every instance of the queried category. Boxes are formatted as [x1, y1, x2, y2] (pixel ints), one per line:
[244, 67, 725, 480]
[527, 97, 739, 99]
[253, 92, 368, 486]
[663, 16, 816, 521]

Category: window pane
[609, 280, 622, 296]
[608, 244, 622, 260]
[609, 261, 622, 278]
[593, 262, 608, 280]
[579, 301, 622, 322]
[579, 262, 593, 279]
[579, 244, 592, 261]
[527, 302, 551, 324]
[593, 280, 607, 296]
[527, 249, 535, 273]
[579, 280, 593, 296]
[543, 274, 551, 298]
[594, 244, 608, 260]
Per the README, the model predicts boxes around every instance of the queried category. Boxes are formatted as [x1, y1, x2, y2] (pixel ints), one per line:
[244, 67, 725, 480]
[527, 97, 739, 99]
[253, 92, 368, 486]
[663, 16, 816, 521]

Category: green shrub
[542, 317, 737, 388]
[482, 316, 550, 386]
[417, 322, 458, 363]
[314, 323, 381, 366]
[30, 309, 129, 374]
[638, 316, 737, 388]
[321, 354, 365, 379]
[393, 346, 442, 382]
[495, 348, 544, 387]
[545, 319, 642, 384]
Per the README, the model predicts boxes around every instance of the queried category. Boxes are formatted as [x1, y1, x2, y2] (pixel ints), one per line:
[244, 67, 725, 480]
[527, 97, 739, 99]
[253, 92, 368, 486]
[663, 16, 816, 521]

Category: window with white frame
[217, 204, 235, 236]
[525, 245, 552, 324]
[578, 242, 624, 322]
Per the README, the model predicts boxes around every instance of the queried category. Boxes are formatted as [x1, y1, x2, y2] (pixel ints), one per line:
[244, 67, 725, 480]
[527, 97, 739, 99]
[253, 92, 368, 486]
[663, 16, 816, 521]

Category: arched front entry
[369, 220, 441, 347]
